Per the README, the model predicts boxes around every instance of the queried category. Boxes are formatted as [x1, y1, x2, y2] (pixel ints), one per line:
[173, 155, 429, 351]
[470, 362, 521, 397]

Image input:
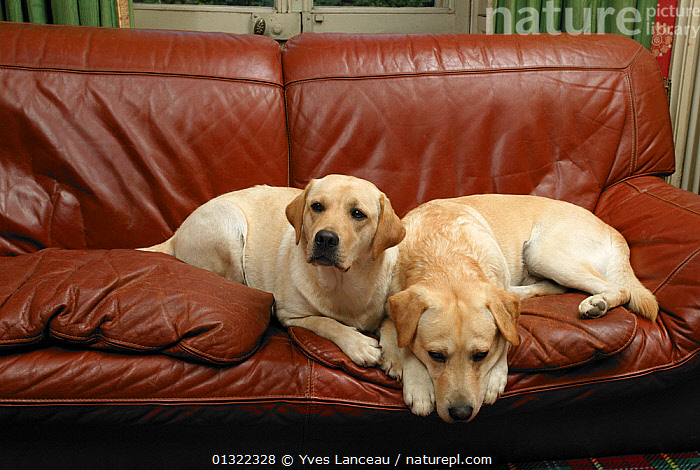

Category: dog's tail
[137, 238, 174, 256]
[627, 278, 659, 322]
[606, 236, 659, 322]
[612, 256, 658, 322]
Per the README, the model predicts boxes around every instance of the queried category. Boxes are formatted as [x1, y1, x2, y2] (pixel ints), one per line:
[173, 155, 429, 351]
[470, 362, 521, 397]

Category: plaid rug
[495, 452, 700, 470]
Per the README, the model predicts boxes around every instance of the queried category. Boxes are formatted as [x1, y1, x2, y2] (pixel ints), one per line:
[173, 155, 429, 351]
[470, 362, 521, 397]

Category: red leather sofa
[1, 22, 699, 468]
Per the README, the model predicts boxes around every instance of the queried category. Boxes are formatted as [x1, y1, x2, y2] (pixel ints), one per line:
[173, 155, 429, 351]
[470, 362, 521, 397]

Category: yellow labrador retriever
[380, 194, 657, 423]
[142, 174, 405, 367]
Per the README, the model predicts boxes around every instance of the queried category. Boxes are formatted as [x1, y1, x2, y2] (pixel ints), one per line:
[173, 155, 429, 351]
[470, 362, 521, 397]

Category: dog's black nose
[315, 230, 339, 250]
[448, 405, 473, 422]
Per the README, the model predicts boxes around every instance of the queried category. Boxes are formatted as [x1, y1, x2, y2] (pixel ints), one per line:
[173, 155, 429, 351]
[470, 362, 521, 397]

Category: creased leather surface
[510, 294, 637, 372]
[595, 177, 700, 367]
[283, 33, 674, 217]
[284, 33, 640, 82]
[0, 330, 406, 412]
[0, 249, 273, 365]
[288, 326, 401, 389]
[0, 22, 283, 83]
[0, 23, 288, 256]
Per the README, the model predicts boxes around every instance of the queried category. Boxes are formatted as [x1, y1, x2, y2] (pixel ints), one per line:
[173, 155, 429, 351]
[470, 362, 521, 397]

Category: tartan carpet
[494, 452, 700, 470]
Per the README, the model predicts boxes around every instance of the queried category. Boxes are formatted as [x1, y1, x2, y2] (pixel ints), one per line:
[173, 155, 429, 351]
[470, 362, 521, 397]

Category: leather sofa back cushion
[0, 23, 289, 256]
[0, 249, 273, 365]
[283, 33, 674, 216]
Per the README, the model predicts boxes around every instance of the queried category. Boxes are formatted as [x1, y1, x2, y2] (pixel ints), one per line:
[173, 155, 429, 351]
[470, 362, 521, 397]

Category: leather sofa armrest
[595, 176, 700, 356]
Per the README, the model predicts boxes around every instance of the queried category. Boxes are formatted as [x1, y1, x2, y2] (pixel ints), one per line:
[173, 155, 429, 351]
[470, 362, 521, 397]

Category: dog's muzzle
[310, 230, 340, 267]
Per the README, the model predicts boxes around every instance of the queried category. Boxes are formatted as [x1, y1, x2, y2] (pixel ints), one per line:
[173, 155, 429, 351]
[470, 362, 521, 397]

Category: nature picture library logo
[654, 5, 700, 38]
[490, 4, 700, 39]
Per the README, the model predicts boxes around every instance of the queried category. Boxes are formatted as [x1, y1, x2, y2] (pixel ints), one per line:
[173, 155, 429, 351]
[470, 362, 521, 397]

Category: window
[133, 0, 478, 37]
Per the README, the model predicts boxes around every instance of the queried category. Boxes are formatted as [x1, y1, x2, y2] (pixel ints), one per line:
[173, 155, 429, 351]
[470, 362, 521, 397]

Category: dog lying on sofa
[380, 194, 658, 423]
[142, 174, 405, 367]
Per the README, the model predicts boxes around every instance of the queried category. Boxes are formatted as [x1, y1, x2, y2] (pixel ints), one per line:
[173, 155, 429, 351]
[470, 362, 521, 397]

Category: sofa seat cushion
[0, 249, 273, 365]
[510, 294, 637, 372]
[0, 328, 406, 422]
[290, 294, 638, 379]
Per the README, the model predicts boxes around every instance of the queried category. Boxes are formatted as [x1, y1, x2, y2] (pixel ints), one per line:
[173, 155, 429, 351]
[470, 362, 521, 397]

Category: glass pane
[314, 0, 437, 6]
[137, 0, 272, 5]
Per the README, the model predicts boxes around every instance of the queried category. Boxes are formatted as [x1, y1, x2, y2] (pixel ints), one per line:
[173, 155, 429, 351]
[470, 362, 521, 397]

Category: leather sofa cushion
[510, 294, 637, 372]
[0, 249, 273, 365]
[288, 327, 401, 389]
[290, 293, 637, 377]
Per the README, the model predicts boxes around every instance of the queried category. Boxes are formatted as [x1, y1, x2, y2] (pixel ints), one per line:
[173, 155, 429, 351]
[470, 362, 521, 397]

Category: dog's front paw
[403, 377, 435, 416]
[484, 371, 507, 405]
[379, 339, 403, 380]
[484, 361, 508, 405]
[380, 352, 403, 381]
[340, 330, 382, 367]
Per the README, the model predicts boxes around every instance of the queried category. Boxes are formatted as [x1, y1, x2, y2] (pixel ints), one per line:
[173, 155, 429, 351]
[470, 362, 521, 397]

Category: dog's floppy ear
[389, 286, 427, 348]
[372, 193, 406, 260]
[487, 287, 521, 346]
[286, 181, 314, 245]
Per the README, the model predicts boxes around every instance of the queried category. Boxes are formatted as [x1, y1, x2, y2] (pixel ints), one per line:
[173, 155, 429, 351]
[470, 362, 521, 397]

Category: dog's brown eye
[472, 351, 488, 362]
[311, 202, 324, 213]
[428, 351, 447, 363]
[351, 209, 367, 220]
